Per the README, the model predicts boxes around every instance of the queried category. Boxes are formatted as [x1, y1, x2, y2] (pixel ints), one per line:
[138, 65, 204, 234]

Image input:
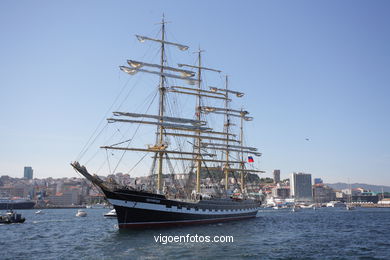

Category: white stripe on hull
[108, 198, 260, 215]
[118, 215, 255, 226]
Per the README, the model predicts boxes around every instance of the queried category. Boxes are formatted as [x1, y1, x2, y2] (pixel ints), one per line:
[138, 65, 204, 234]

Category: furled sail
[164, 132, 240, 143]
[113, 112, 205, 126]
[135, 35, 189, 51]
[101, 145, 215, 157]
[201, 142, 258, 151]
[196, 145, 261, 156]
[120, 66, 198, 84]
[127, 60, 195, 77]
[107, 118, 212, 131]
[168, 88, 230, 100]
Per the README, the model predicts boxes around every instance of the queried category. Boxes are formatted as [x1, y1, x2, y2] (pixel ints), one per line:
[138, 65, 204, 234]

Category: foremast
[157, 16, 167, 193]
[106, 16, 196, 195]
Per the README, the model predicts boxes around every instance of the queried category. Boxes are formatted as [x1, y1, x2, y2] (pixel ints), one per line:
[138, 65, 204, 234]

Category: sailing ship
[71, 17, 263, 229]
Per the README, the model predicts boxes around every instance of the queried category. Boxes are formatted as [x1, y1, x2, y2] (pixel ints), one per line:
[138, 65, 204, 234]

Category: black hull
[0, 202, 35, 210]
[0, 218, 25, 224]
[103, 189, 260, 229]
[114, 205, 256, 228]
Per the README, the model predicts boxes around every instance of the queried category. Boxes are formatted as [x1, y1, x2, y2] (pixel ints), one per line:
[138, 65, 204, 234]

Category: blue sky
[0, 0, 389, 185]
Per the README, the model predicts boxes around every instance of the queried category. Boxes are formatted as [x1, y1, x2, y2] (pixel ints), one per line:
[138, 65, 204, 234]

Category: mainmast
[177, 54, 221, 195]
[157, 16, 167, 193]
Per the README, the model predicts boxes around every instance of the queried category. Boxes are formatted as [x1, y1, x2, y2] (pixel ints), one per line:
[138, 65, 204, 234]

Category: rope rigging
[72, 20, 261, 198]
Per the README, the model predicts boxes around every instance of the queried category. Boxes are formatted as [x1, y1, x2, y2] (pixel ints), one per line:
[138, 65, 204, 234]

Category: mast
[196, 49, 202, 193]
[177, 55, 221, 194]
[224, 75, 230, 191]
[240, 109, 245, 193]
[157, 15, 166, 193]
[349, 181, 352, 205]
[382, 187, 385, 201]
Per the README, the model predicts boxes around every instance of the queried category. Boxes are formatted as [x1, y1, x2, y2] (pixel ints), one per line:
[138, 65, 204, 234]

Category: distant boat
[299, 204, 314, 209]
[104, 209, 117, 218]
[76, 209, 87, 217]
[292, 205, 300, 212]
[35, 210, 44, 214]
[0, 198, 35, 210]
[272, 205, 289, 210]
[86, 203, 108, 209]
[326, 201, 345, 208]
[0, 210, 25, 224]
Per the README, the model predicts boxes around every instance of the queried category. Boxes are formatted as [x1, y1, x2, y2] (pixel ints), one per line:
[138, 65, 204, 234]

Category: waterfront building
[1, 184, 30, 197]
[313, 184, 336, 203]
[47, 189, 81, 206]
[56, 181, 63, 193]
[24, 167, 33, 180]
[341, 188, 361, 196]
[378, 198, 390, 204]
[335, 190, 345, 201]
[291, 172, 313, 202]
[273, 170, 281, 184]
[352, 191, 379, 203]
[271, 183, 290, 199]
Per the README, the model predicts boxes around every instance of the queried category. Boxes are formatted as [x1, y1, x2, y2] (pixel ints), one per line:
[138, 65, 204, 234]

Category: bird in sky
[305, 138, 310, 141]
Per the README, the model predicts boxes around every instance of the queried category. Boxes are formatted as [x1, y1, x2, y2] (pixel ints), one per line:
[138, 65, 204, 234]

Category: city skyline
[1, 1, 390, 185]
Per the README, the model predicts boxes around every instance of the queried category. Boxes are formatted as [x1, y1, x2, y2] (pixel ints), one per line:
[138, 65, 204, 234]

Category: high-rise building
[314, 178, 323, 184]
[24, 166, 33, 180]
[291, 172, 312, 202]
[273, 170, 281, 184]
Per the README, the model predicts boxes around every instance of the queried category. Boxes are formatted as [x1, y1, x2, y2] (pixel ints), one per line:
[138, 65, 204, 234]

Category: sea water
[1, 207, 390, 259]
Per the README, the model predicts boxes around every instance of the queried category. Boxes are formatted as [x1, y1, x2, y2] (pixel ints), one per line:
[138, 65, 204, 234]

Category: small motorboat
[76, 209, 87, 217]
[292, 205, 300, 212]
[0, 210, 25, 224]
[35, 210, 44, 214]
[104, 209, 117, 218]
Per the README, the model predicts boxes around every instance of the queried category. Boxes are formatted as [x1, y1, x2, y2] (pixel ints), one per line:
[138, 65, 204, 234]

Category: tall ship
[72, 17, 263, 228]
[0, 198, 35, 210]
